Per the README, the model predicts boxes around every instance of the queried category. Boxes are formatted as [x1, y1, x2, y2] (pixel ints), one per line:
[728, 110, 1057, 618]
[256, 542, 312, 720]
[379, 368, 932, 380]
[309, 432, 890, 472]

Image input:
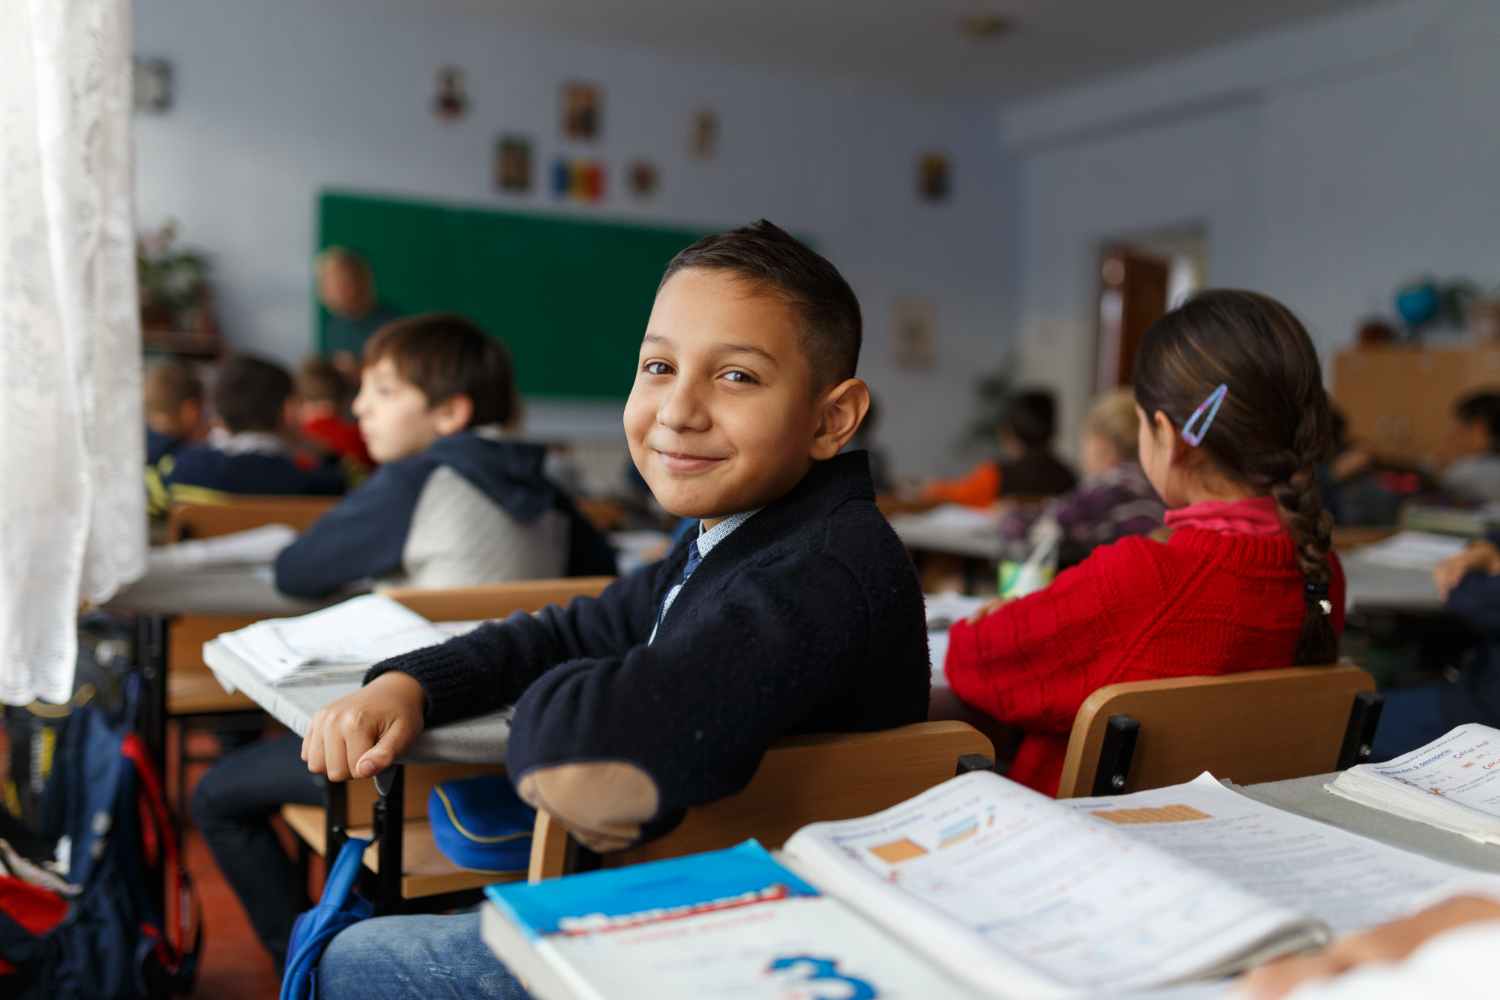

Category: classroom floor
[178, 730, 287, 1000]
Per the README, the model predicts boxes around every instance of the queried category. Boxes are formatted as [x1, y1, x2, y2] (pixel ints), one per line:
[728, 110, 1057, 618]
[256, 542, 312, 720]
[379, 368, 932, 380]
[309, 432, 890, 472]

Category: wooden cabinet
[1333, 345, 1500, 462]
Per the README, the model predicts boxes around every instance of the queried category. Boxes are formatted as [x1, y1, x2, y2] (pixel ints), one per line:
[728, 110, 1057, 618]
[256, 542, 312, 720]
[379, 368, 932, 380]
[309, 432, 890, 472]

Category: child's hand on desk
[303, 672, 426, 781]
[1237, 895, 1500, 998]
[1433, 541, 1500, 600]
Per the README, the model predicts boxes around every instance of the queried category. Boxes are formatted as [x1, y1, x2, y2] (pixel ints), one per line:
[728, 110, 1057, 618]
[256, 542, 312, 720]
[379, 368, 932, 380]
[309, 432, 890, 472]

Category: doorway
[1095, 225, 1207, 390]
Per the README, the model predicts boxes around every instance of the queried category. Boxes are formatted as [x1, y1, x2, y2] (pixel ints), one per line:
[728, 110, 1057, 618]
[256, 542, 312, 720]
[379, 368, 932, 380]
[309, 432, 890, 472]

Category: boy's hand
[303, 672, 426, 781]
[1238, 895, 1500, 998]
[1433, 541, 1500, 600]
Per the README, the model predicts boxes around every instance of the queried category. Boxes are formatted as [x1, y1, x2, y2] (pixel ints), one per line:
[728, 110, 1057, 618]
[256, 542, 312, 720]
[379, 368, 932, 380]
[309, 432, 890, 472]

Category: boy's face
[1450, 417, 1490, 460]
[318, 261, 368, 317]
[353, 358, 460, 463]
[624, 269, 827, 525]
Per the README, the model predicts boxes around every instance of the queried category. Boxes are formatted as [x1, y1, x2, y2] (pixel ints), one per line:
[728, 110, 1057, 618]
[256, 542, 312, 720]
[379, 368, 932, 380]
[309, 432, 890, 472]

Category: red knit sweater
[944, 525, 1346, 797]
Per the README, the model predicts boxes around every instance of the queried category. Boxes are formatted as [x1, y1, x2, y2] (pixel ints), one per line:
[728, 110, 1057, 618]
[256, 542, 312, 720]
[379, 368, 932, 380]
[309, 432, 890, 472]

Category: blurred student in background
[317, 247, 400, 383]
[924, 387, 1077, 508]
[1440, 390, 1500, 503]
[142, 360, 207, 517]
[296, 356, 373, 474]
[997, 388, 1164, 568]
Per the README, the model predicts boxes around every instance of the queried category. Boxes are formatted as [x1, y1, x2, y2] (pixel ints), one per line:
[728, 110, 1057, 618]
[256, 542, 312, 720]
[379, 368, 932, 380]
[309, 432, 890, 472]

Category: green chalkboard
[317, 191, 708, 400]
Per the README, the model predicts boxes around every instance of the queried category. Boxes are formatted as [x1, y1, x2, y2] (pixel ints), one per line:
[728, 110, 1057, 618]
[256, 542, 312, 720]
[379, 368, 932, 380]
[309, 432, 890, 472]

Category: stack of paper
[218, 593, 449, 684]
[904, 504, 1002, 536]
[1353, 531, 1468, 571]
[146, 524, 297, 572]
[1327, 724, 1500, 844]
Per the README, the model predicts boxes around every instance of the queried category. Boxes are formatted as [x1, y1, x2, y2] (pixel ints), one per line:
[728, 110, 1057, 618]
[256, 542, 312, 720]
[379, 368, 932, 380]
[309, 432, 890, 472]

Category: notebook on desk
[216, 593, 449, 684]
[1328, 723, 1500, 844]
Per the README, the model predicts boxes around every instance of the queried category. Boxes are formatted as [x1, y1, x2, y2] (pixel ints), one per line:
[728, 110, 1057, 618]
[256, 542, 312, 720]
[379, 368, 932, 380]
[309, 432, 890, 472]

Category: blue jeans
[317, 912, 531, 1000]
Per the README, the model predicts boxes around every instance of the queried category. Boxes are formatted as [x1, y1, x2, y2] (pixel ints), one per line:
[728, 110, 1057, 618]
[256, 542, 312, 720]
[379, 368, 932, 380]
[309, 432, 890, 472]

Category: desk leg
[326, 778, 348, 862]
[134, 613, 170, 925]
[373, 766, 404, 914]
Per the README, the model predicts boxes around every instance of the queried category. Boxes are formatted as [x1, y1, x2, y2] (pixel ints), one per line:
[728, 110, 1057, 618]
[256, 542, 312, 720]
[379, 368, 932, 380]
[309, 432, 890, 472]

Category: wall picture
[551, 158, 605, 202]
[133, 58, 173, 113]
[690, 109, 719, 159]
[892, 297, 937, 369]
[562, 81, 602, 141]
[495, 135, 532, 193]
[433, 66, 469, 121]
[918, 153, 951, 202]
[627, 161, 659, 199]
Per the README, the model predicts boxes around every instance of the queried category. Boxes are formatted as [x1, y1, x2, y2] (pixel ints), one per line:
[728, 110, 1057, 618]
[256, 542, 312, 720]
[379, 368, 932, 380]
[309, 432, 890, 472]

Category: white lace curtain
[1, 0, 145, 705]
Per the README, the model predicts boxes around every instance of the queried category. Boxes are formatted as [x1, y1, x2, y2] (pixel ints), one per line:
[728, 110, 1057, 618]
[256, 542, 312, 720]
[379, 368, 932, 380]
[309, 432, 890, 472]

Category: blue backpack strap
[280, 837, 374, 1000]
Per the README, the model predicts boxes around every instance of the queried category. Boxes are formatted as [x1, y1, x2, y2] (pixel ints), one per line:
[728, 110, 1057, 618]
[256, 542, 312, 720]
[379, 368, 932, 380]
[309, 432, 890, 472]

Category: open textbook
[216, 593, 449, 683]
[1328, 723, 1500, 844]
[482, 771, 1500, 999]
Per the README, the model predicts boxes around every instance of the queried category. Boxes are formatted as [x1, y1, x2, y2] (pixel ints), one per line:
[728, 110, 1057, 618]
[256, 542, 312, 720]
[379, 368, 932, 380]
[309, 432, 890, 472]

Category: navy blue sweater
[163, 443, 345, 498]
[367, 452, 931, 839]
[275, 431, 615, 597]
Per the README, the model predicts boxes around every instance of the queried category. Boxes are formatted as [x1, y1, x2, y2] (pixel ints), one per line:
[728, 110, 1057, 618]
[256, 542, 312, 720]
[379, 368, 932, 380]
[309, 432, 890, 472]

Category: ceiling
[427, 0, 1388, 99]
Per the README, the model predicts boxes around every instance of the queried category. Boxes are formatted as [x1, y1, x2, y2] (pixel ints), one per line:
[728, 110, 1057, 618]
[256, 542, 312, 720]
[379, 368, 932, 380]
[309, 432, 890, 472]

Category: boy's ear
[809, 378, 871, 460]
[430, 393, 474, 436]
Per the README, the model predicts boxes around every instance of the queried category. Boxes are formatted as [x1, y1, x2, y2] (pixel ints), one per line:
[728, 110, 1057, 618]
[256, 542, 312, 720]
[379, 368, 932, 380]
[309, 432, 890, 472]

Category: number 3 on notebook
[766, 954, 878, 1000]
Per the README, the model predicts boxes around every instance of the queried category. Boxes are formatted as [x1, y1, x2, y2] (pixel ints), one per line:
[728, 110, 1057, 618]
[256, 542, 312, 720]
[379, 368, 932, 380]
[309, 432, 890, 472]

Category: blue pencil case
[427, 775, 536, 874]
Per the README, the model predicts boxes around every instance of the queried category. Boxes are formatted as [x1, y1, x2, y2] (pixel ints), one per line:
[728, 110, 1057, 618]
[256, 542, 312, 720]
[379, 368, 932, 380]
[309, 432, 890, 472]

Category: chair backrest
[528, 720, 995, 881]
[383, 577, 614, 622]
[1055, 664, 1377, 799]
[166, 495, 338, 542]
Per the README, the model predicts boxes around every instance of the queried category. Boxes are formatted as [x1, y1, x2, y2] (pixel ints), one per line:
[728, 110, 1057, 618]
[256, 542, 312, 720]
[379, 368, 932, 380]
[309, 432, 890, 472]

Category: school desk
[1241, 773, 1500, 874]
[1340, 553, 1444, 614]
[202, 629, 512, 911]
[889, 509, 1009, 593]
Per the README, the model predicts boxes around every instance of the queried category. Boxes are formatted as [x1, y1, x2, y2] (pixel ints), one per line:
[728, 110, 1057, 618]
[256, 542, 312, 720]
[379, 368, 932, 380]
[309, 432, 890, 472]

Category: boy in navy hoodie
[274, 313, 614, 596]
[307, 221, 930, 1000]
[193, 315, 613, 972]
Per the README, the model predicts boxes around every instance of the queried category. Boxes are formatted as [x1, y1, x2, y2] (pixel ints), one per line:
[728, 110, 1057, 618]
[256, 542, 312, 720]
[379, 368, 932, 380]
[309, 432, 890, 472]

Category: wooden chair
[528, 720, 995, 881]
[281, 576, 614, 911]
[165, 495, 337, 543]
[1055, 664, 1383, 799]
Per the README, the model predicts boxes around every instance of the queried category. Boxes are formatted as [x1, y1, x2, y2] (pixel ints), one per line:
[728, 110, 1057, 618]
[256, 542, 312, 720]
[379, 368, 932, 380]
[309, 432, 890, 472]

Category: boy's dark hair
[364, 313, 517, 428]
[1454, 390, 1500, 452]
[1004, 389, 1058, 450]
[297, 357, 347, 407]
[143, 360, 203, 416]
[214, 355, 294, 433]
[1134, 289, 1337, 666]
[660, 219, 862, 387]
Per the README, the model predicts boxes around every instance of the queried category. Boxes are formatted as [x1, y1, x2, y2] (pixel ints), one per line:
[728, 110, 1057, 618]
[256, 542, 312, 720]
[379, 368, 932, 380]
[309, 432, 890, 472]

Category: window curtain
[0, 0, 144, 705]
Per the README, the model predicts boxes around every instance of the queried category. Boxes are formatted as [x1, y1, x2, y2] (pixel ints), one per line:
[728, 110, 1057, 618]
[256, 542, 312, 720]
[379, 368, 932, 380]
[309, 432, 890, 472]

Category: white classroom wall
[999, 0, 1500, 453]
[132, 0, 1016, 479]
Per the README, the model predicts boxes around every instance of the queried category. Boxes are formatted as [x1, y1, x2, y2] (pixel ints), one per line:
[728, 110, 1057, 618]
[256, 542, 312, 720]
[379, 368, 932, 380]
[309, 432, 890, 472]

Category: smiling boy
[307, 221, 931, 1000]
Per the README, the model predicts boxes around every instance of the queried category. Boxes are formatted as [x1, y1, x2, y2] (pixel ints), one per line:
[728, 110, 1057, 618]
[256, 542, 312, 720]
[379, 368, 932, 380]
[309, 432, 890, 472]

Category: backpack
[0, 674, 201, 998]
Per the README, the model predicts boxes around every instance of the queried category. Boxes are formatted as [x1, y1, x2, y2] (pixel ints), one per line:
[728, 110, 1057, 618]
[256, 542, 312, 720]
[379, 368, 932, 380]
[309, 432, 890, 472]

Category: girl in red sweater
[945, 290, 1346, 796]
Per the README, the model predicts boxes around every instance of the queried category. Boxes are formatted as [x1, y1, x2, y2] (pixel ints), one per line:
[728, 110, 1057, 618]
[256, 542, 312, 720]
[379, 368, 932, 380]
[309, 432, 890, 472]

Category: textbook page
[1062, 773, 1500, 934]
[782, 771, 1323, 998]
[217, 594, 448, 683]
[1328, 724, 1500, 843]
[483, 841, 977, 1000]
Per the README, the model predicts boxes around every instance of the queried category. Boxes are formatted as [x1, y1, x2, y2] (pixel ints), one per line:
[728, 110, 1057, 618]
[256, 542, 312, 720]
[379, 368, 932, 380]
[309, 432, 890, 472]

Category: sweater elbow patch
[517, 761, 661, 853]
